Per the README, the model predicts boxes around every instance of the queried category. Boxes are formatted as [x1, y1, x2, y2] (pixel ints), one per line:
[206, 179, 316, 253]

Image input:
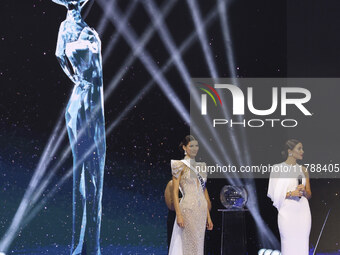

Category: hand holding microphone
[297, 175, 305, 197]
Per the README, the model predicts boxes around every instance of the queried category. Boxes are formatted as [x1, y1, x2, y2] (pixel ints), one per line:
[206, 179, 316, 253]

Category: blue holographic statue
[52, 0, 106, 254]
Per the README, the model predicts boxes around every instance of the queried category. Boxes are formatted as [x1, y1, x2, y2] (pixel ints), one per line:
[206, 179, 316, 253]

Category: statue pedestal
[218, 209, 248, 255]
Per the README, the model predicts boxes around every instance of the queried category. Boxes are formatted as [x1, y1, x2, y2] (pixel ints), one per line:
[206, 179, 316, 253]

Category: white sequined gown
[169, 159, 207, 255]
[267, 162, 311, 255]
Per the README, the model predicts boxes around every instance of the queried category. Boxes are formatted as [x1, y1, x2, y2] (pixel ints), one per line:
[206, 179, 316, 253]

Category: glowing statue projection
[52, 0, 106, 254]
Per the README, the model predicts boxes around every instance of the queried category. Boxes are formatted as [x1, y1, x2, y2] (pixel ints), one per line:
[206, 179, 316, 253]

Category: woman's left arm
[302, 166, 312, 199]
[204, 188, 212, 211]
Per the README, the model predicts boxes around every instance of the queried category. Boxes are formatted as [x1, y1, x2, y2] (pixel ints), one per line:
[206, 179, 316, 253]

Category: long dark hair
[179, 135, 197, 152]
[281, 139, 301, 159]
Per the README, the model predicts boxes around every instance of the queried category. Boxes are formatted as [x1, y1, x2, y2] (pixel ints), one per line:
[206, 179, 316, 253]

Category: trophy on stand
[219, 185, 248, 255]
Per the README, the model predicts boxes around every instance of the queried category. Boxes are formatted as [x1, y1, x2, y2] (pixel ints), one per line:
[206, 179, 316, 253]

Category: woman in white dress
[268, 139, 312, 255]
[169, 135, 213, 255]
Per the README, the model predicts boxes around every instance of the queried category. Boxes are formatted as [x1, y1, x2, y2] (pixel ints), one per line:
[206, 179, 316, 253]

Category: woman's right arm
[172, 175, 184, 228]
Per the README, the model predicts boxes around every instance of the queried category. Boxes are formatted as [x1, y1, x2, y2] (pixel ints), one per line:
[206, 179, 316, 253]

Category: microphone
[298, 175, 303, 198]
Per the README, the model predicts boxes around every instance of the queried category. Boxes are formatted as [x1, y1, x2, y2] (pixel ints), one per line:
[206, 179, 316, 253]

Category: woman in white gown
[169, 135, 213, 255]
[268, 139, 312, 255]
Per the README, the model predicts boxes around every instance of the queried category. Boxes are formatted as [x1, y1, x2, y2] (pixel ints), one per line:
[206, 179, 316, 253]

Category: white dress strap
[181, 159, 206, 191]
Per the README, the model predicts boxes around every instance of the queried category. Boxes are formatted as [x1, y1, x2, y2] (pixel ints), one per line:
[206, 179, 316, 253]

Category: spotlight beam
[143, 0, 191, 87]
[217, 0, 237, 80]
[246, 183, 280, 247]
[186, 0, 277, 246]
[103, 0, 179, 98]
[0, 113, 65, 252]
[216, 1, 279, 246]
[97, 0, 190, 121]
[82, 0, 95, 20]
[96, 0, 235, 176]
[185, 0, 218, 79]
[96, 0, 117, 36]
[102, 0, 139, 64]
[217, 0, 252, 166]
[185, 0, 244, 166]
[215, 1, 277, 245]
[142, 0, 236, 166]
[313, 208, 331, 255]
[96, 0, 238, 173]
[214, 0, 272, 244]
